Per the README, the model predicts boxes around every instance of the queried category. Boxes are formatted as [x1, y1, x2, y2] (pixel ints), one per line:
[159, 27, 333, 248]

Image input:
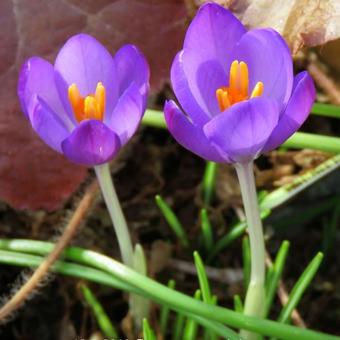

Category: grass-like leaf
[0, 240, 336, 340]
[202, 161, 218, 206]
[265, 241, 290, 316]
[143, 318, 157, 340]
[155, 194, 190, 248]
[200, 209, 214, 253]
[277, 252, 324, 324]
[80, 284, 119, 339]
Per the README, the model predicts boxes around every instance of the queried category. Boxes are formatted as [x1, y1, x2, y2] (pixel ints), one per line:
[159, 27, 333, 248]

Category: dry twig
[308, 61, 340, 105]
[0, 179, 99, 322]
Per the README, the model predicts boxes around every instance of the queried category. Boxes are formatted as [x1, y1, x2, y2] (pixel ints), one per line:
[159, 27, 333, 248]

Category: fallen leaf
[0, 0, 187, 211]
[197, 0, 340, 54]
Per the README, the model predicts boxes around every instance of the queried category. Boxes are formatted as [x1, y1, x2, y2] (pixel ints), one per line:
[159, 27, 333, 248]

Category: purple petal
[164, 100, 226, 162]
[263, 72, 316, 152]
[181, 51, 227, 119]
[184, 3, 246, 70]
[114, 44, 149, 107]
[54, 34, 118, 121]
[204, 98, 280, 163]
[171, 51, 211, 126]
[172, 3, 246, 126]
[231, 29, 293, 110]
[107, 83, 144, 145]
[61, 120, 121, 166]
[30, 96, 70, 153]
[18, 57, 72, 128]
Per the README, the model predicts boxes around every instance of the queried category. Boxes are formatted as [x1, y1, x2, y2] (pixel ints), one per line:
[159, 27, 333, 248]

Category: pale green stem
[235, 162, 265, 340]
[94, 163, 134, 267]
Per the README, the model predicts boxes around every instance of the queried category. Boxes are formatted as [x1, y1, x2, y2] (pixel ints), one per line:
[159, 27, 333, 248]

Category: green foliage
[143, 318, 157, 340]
[265, 241, 290, 316]
[1, 240, 336, 339]
[80, 284, 119, 339]
[155, 194, 190, 248]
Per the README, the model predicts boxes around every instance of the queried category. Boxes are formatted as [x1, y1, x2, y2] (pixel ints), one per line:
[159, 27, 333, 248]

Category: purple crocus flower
[164, 3, 315, 163]
[18, 34, 149, 166]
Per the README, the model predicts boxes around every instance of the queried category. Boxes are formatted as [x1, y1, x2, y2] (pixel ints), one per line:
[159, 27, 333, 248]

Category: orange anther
[216, 88, 231, 112]
[229, 60, 239, 90]
[68, 82, 106, 122]
[250, 81, 264, 98]
[239, 62, 249, 97]
[216, 60, 264, 111]
[95, 82, 105, 118]
[68, 83, 85, 122]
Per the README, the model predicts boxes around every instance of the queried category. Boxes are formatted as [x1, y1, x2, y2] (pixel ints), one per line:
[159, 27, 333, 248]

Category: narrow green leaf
[0, 241, 337, 340]
[261, 154, 340, 211]
[207, 209, 271, 263]
[160, 279, 176, 335]
[277, 252, 324, 324]
[283, 132, 340, 153]
[193, 251, 213, 304]
[311, 103, 340, 119]
[233, 295, 244, 313]
[265, 241, 290, 316]
[130, 244, 150, 327]
[200, 209, 214, 253]
[142, 109, 166, 128]
[155, 195, 189, 248]
[80, 284, 118, 339]
[202, 161, 218, 205]
[242, 236, 251, 291]
[143, 318, 157, 340]
[183, 290, 201, 340]
[172, 313, 185, 340]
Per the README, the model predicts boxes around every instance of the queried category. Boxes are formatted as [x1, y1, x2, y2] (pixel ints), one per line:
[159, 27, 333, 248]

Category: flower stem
[94, 163, 134, 267]
[235, 161, 265, 340]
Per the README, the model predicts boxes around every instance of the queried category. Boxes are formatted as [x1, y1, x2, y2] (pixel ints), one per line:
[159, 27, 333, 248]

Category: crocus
[18, 34, 149, 166]
[164, 3, 315, 163]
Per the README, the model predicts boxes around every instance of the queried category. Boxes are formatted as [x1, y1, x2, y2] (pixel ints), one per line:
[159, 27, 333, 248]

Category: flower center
[216, 60, 264, 112]
[68, 82, 106, 122]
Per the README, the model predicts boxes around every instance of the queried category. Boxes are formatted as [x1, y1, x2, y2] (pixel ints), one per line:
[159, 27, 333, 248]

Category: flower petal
[61, 120, 121, 166]
[172, 4, 246, 126]
[204, 98, 280, 163]
[184, 3, 246, 69]
[263, 72, 316, 152]
[171, 51, 212, 126]
[30, 96, 70, 153]
[114, 44, 149, 107]
[164, 100, 226, 162]
[107, 83, 144, 145]
[18, 57, 72, 128]
[231, 28, 293, 110]
[181, 51, 228, 120]
[54, 34, 118, 121]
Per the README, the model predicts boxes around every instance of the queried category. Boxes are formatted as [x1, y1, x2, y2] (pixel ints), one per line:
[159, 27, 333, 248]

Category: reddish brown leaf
[0, 0, 187, 211]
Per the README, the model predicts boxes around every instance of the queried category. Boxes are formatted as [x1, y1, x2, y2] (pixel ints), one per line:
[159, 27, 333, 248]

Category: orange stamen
[216, 60, 264, 111]
[95, 82, 105, 118]
[68, 82, 106, 122]
[239, 62, 249, 97]
[68, 84, 84, 122]
[229, 60, 239, 90]
[250, 81, 264, 98]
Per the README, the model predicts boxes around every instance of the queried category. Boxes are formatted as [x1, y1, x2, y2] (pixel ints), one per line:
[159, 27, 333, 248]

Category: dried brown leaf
[0, 0, 187, 210]
[198, 0, 340, 54]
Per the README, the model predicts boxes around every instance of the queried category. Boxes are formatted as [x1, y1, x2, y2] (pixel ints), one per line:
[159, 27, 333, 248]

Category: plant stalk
[235, 161, 266, 340]
[94, 163, 134, 267]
